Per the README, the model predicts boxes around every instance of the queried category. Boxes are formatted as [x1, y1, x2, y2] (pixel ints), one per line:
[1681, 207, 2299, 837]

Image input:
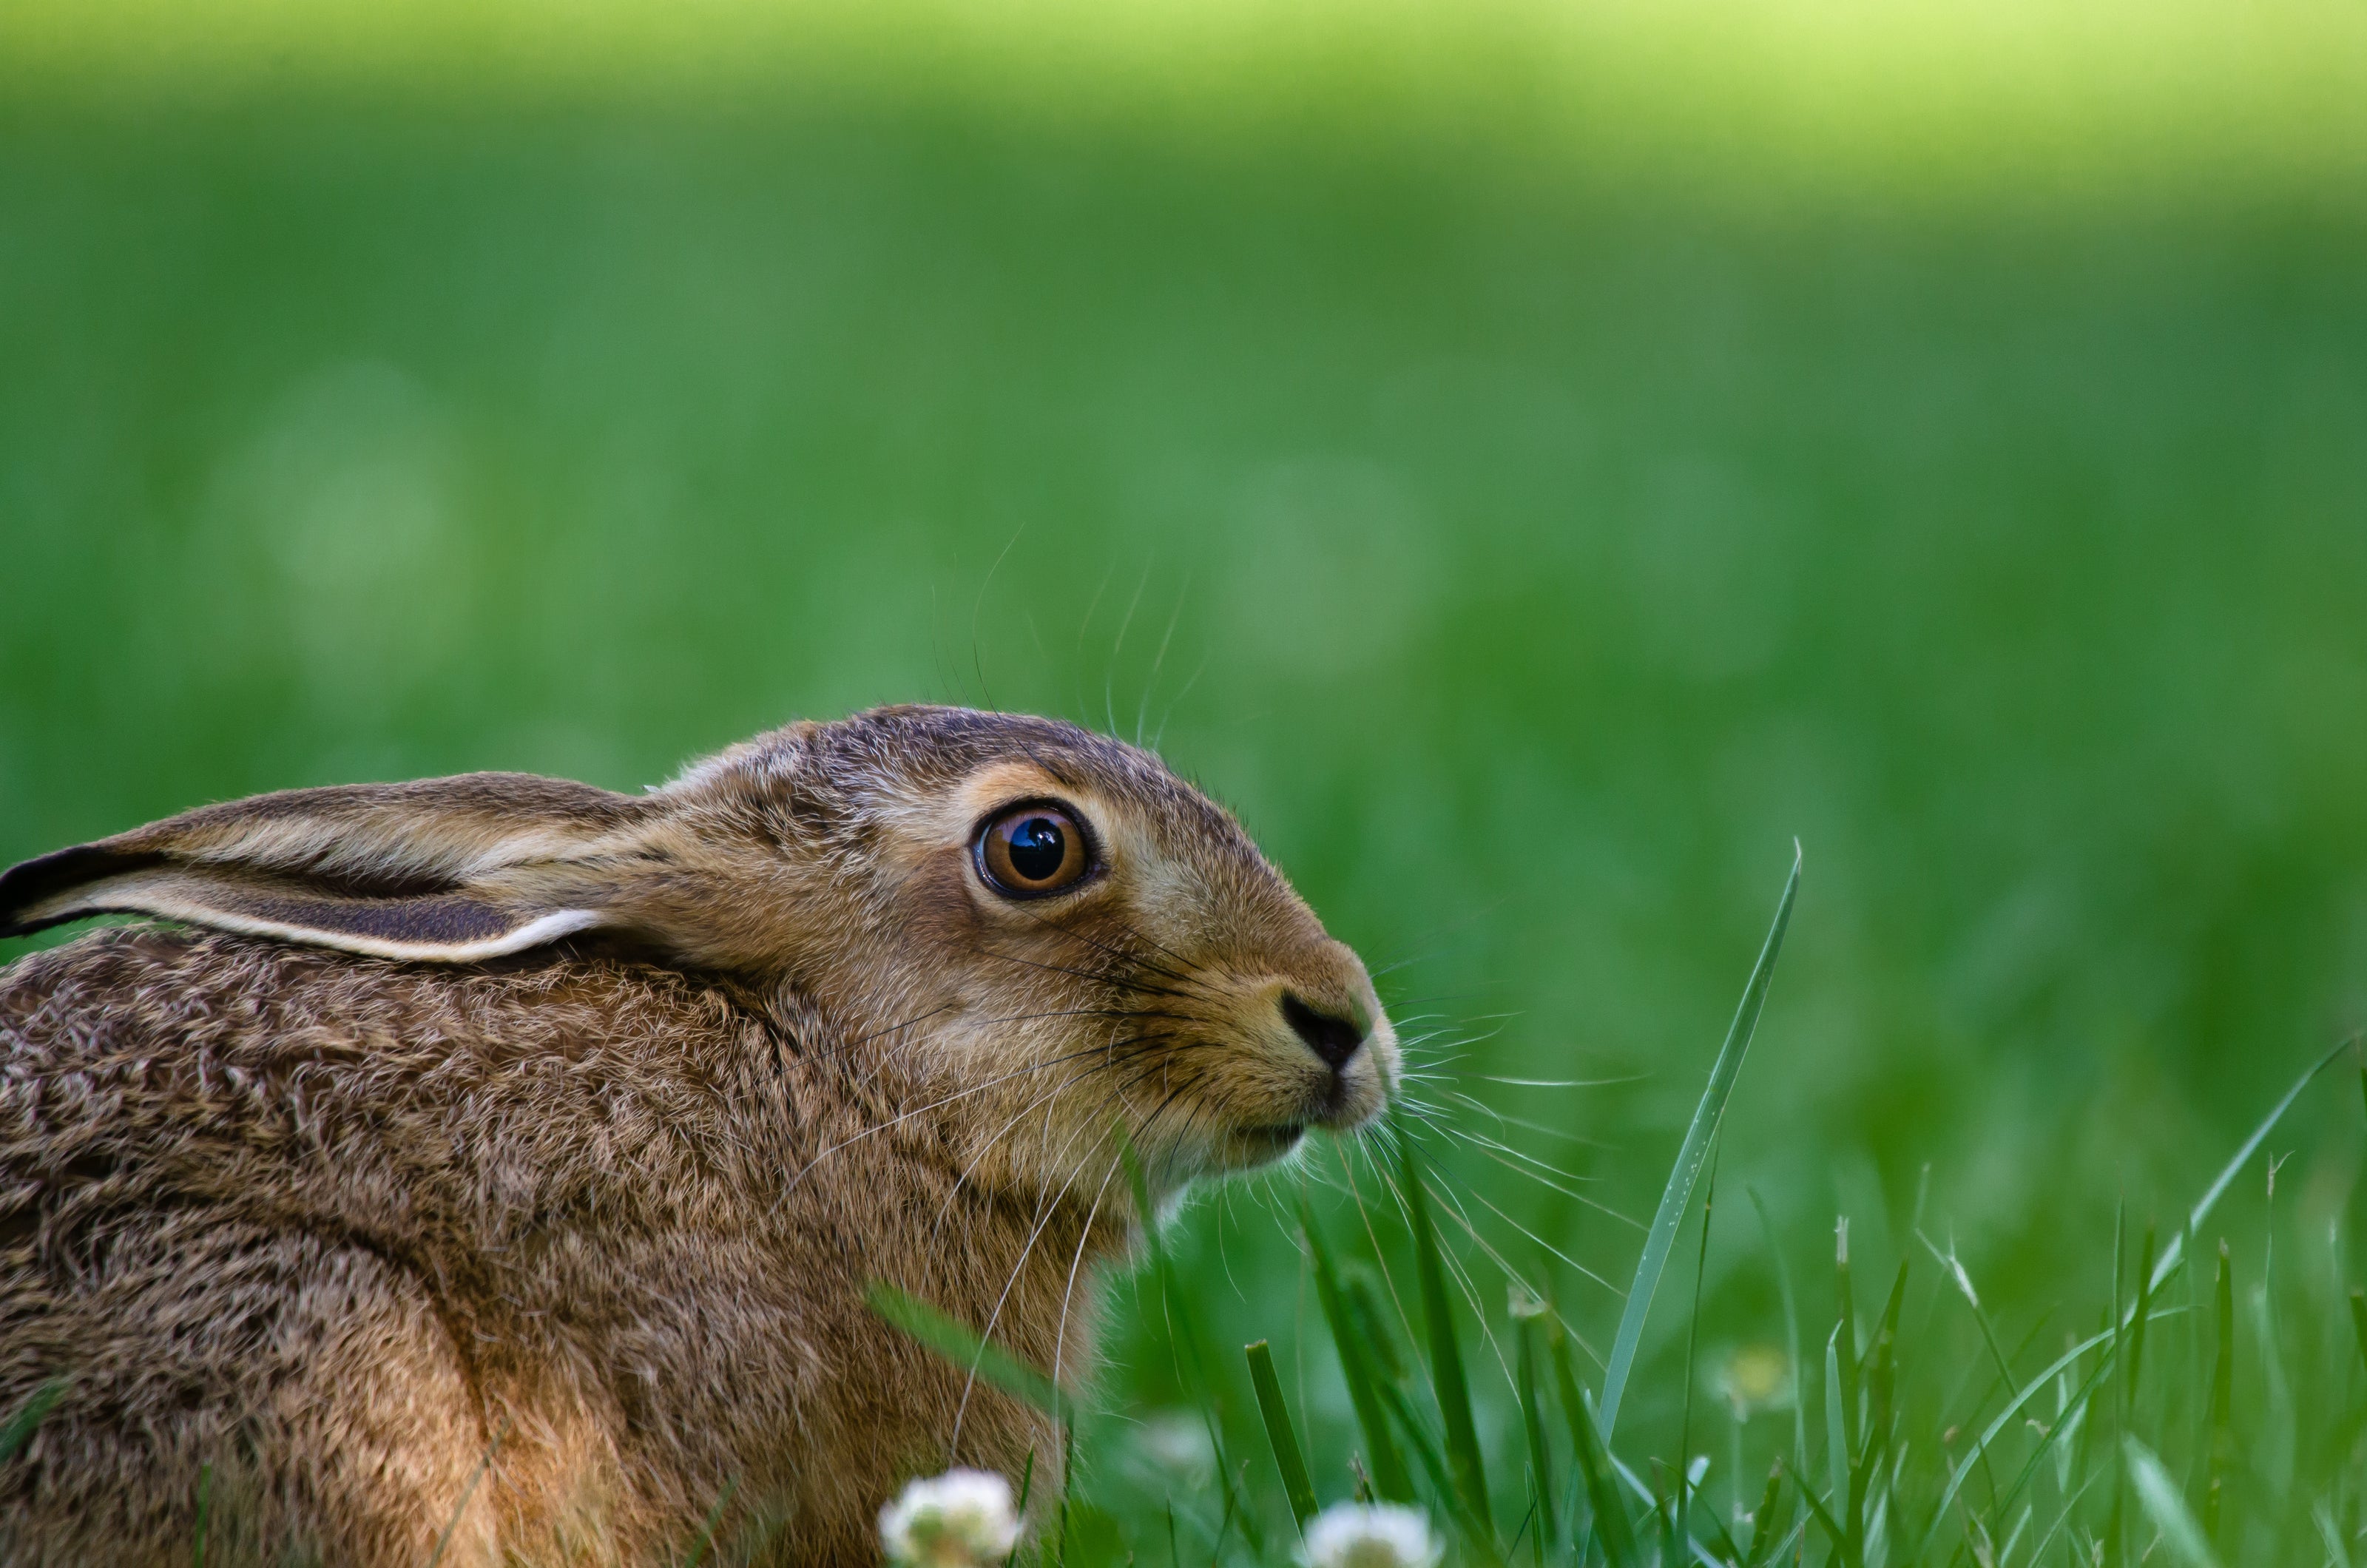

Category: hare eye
[976, 803, 1093, 898]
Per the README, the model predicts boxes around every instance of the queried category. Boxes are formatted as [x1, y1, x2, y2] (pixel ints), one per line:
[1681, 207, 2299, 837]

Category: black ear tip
[0, 842, 158, 930]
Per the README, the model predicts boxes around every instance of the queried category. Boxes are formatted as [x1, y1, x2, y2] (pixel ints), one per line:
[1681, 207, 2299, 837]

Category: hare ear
[0, 774, 662, 962]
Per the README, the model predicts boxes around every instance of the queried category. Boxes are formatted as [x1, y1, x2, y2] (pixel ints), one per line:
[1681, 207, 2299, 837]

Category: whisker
[1463, 1146, 1638, 1226]
[927, 1064, 1132, 1243]
[1470, 1074, 1646, 1089]
[1134, 573, 1191, 748]
[1103, 561, 1152, 739]
[1073, 558, 1117, 720]
[1435, 1127, 1640, 1226]
[1430, 1176, 1610, 1373]
[776, 1038, 1181, 1206]
[1440, 1094, 1615, 1149]
[971, 946, 1198, 1002]
[1019, 910, 1212, 994]
[1090, 914, 1218, 989]
[1054, 1151, 1127, 1391]
[1415, 1174, 1522, 1395]
[1335, 1142, 1425, 1378]
[1149, 648, 1210, 751]
[948, 1104, 1122, 1456]
[831, 1001, 959, 1052]
[1457, 1181, 1626, 1303]
[945, 1065, 1223, 1459]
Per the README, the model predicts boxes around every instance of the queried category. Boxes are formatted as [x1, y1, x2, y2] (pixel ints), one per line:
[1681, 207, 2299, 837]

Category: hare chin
[1206, 1121, 1309, 1172]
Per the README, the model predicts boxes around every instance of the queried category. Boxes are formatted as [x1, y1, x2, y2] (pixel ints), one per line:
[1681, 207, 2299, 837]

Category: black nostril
[1281, 993, 1365, 1071]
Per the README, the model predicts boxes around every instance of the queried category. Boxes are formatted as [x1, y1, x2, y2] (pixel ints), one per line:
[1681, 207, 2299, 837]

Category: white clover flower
[1708, 1342, 1794, 1422]
[1299, 1502, 1445, 1568]
[1132, 1410, 1217, 1485]
[878, 1467, 1022, 1568]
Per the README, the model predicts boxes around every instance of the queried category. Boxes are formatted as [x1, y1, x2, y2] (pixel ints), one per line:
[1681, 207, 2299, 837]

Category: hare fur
[0, 706, 1398, 1566]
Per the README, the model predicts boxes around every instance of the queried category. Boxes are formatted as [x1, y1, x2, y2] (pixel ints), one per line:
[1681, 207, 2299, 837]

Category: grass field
[4, 7, 2367, 1561]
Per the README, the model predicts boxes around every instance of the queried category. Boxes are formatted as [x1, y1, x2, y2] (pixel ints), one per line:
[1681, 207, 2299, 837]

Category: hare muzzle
[1185, 956, 1397, 1172]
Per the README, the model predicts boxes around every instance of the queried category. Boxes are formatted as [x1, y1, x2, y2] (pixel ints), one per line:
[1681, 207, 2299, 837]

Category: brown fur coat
[0, 708, 1395, 1566]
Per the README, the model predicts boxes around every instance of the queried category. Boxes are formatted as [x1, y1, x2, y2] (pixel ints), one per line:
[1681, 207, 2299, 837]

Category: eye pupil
[1006, 817, 1066, 882]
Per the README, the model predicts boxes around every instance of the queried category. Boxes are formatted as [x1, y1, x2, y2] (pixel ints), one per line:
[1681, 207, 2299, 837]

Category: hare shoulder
[0, 927, 995, 1564]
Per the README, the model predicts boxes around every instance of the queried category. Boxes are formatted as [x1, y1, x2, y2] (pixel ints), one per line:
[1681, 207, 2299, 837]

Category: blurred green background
[4, 0, 2366, 1549]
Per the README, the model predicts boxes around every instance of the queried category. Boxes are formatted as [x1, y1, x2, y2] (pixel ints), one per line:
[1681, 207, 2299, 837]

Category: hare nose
[1281, 993, 1366, 1070]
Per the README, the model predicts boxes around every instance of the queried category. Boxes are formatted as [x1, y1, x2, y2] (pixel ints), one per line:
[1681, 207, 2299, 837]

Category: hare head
[1, 706, 1397, 1211]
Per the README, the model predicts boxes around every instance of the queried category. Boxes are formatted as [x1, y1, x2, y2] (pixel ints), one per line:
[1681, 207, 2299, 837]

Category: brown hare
[0, 706, 1397, 1567]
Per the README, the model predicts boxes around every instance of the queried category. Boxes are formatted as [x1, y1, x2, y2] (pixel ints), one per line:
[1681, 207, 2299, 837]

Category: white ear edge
[17, 882, 608, 964]
[446, 908, 611, 960]
[186, 905, 606, 963]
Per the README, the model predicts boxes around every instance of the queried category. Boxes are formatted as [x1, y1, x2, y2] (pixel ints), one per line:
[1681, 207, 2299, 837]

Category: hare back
[0, 925, 807, 1246]
[0, 927, 891, 1564]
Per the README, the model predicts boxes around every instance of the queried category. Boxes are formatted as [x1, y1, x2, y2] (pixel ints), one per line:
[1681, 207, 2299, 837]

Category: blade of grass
[2127, 1224, 2156, 1404]
[1373, 1371, 1473, 1530]
[866, 1281, 1076, 1422]
[2204, 1240, 2234, 1547]
[1758, 1513, 1811, 1568]
[2106, 1201, 2127, 1568]
[1908, 1027, 2354, 1561]
[2349, 1288, 2367, 1375]
[1345, 1272, 1408, 1384]
[1553, 1345, 1641, 1568]
[2316, 1498, 2356, 1568]
[2024, 1472, 2104, 1568]
[1504, 1498, 1542, 1567]
[1834, 1217, 1860, 1464]
[1246, 1341, 1319, 1527]
[1845, 1267, 1905, 1567]
[1748, 1189, 1811, 1481]
[1674, 1166, 1717, 1550]
[1689, 1484, 1749, 1568]
[1867, 1260, 1907, 1389]
[1911, 1322, 2119, 1557]
[1513, 1308, 1559, 1553]
[425, 1419, 508, 1568]
[1315, 1260, 1465, 1525]
[1977, 1343, 2121, 1544]
[1398, 1125, 1493, 1543]
[1744, 1464, 1789, 1567]
[0, 1379, 64, 1463]
[1599, 845, 1800, 1439]
[1120, 1139, 1263, 1557]
[1657, 1461, 1678, 1568]
[1303, 1200, 1414, 1502]
[1823, 1327, 1847, 1507]
[683, 1476, 740, 1568]
[1914, 1229, 2014, 1390]
[1345, 1268, 1485, 1536]
[1058, 1413, 1075, 1568]
[2123, 1437, 2221, 1568]
[1004, 1450, 1036, 1568]
[1793, 1461, 1853, 1565]
[2144, 1033, 2354, 1297]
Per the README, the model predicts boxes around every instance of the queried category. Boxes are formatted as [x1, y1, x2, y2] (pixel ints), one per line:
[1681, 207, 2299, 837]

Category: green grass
[4, 16, 2367, 1566]
[945, 878, 2367, 1567]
